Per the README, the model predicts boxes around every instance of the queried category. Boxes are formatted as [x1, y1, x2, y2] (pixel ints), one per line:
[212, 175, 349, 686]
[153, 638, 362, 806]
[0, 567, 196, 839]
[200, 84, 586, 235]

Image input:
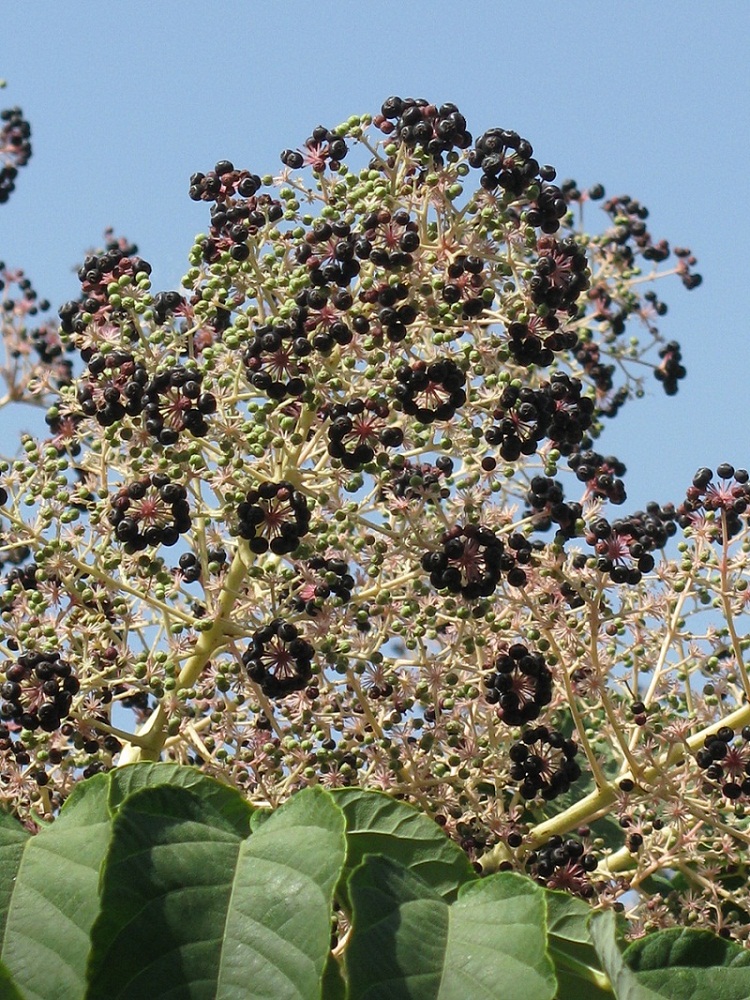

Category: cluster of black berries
[421, 524, 518, 599]
[573, 340, 625, 418]
[235, 481, 310, 554]
[242, 619, 315, 697]
[0, 106, 31, 204]
[108, 475, 191, 551]
[381, 457, 453, 506]
[506, 317, 578, 368]
[376, 97, 471, 160]
[189, 160, 262, 203]
[678, 465, 750, 540]
[0, 651, 79, 732]
[526, 476, 583, 539]
[696, 726, 750, 801]
[177, 552, 201, 584]
[323, 398, 403, 470]
[292, 286, 355, 354]
[393, 358, 466, 423]
[295, 219, 361, 287]
[602, 194, 669, 264]
[289, 556, 355, 616]
[59, 243, 151, 337]
[585, 505, 676, 584]
[281, 126, 348, 172]
[152, 290, 185, 323]
[508, 726, 581, 801]
[141, 365, 217, 444]
[525, 178, 570, 234]
[568, 449, 627, 505]
[674, 245, 702, 290]
[654, 340, 686, 395]
[525, 836, 598, 898]
[358, 278, 417, 343]
[76, 351, 147, 427]
[531, 236, 590, 314]
[243, 322, 311, 399]
[483, 644, 554, 724]
[559, 179, 606, 204]
[485, 374, 594, 461]
[356, 209, 421, 272]
[441, 254, 488, 318]
[470, 128, 540, 197]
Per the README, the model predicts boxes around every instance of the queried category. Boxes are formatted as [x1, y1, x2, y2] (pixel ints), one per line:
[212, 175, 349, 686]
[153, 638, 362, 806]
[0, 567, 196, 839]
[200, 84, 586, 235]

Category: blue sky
[2, 1, 749, 512]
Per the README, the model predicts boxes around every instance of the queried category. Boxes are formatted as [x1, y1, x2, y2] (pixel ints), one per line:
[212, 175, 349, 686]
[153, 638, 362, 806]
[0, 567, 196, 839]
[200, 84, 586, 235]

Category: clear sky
[2, 1, 749, 512]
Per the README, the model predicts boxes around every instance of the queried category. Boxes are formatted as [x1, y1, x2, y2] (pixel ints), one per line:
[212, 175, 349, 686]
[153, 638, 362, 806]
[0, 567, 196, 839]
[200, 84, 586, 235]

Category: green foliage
[0, 765, 747, 999]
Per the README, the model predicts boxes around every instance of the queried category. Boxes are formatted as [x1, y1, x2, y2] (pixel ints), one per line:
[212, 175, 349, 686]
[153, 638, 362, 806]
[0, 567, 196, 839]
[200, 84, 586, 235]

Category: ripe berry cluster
[141, 365, 217, 444]
[393, 358, 466, 423]
[441, 253, 488, 318]
[653, 340, 686, 396]
[108, 474, 191, 550]
[526, 476, 582, 539]
[679, 465, 750, 540]
[508, 726, 581, 801]
[375, 97, 472, 160]
[242, 619, 315, 697]
[0, 106, 31, 203]
[178, 552, 201, 584]
[295, 219, 361, 287]
[422, 524, 523, 600]
[289, 556, 355, 616]
[485, 374, 594, 462]
[293, 286, 355, 354]
[531, 236, 590, 314]
[0, 651, 79, 732]
[470, 127, 543, 197]
[324, 398, 403, 470]
[585, 505, 676, 584]
[189, 160, 262, 203]
[695, 726, 750, 801]
[483, 643, 554, 724]
[525, 836, 598, 898]
[381, 457, 453, 505]
[243, 322, 311, 399]
[281, 125, 349, 172]
[506, 317, 578, 368]
[568, 448, 627, 505]
[235, 481, 310, 554]
[76, 351, 147, 427]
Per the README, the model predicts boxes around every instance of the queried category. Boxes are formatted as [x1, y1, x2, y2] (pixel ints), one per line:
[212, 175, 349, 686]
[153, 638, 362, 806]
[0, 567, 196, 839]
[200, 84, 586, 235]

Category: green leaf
[86, 784, 346, 1000]
[545, 891, 613, 999]
[321, 953, 347, 1000]
[0, 812, 31, 947]
[0, 958, 25, 1000]
[330, 787, 475, 902]
[107, 762, 252, 828]
[0, 773, 112, 1000]
[589, 911, 663, 1000]
[623, 927, 750, 999]
[346, 859, 555, 1000]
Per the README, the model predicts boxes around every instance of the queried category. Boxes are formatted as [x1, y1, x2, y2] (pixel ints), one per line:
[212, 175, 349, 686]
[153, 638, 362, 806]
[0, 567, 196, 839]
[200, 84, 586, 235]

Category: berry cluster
[0, 651, 79, 732]
[421, 524, 518, 600]
[380, 457, 453, 505]
[289, 556, 355, 616]
[483, 643, 554, 724]
[235, 481, 310, 554]
[393, 358, 466, 423]
[188, 160, 262, 203]
[441, 254, 489, 318]
[281, 126, 349, 172]
[506, 316, 578, 368]
[0, 106, 31, 203]
[59, 246, 152, 337]
[177, 552, 201, 584]
[526, 476, 583, 539]
[376, 97, 472, 160]
[525, 836, 598, 898]
[76, 351, 147, 427]
[695, 726, 750, 801]
[470, 127, 542, 197]
[358, 277, 417, 342]
[678, 465, 750, 539]
[568, 449, 627, 505]
[108, 475, 191, 550]
[585, 505, 676, 584]
[485, 374, 594, 461]
[141, 365, 217, 444]
[654, 340, 686, 395]
[295, 220, 361, 287]
[531, 236, 590, 314]
[356, 209, 421, 273]
[324, 398, 403, 470]
[294, 286, 355, 354]
[508, 726, 581, 801]
[242, 619, 315, 697]
[243, 322, 311, 399]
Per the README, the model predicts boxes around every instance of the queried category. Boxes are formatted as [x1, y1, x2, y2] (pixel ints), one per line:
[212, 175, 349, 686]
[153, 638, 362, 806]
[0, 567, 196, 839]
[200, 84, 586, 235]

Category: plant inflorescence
[7, 91, 750, 945]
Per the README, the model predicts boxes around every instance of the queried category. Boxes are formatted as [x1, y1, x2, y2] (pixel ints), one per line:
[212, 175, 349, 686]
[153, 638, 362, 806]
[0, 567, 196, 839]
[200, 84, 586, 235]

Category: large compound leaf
[0, 774, 112, 1000]
[86, 784, 345, 1000]
[346, 858, 555, 1000]
[623, 926, 750, 999]
[330, 788, 475, 902]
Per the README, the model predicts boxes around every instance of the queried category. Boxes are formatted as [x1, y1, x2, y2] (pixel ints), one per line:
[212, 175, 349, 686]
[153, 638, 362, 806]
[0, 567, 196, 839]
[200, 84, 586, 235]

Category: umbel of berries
[108, 474, 191, 551]
[508, 726, 581, 801]
[393, 358, 466, 423]
[324, 398, 403, 470]
[235, 481, 311, 554]
[421, 524, 509, 600]
[242, 619, 315, 697]
[483, 643, 554, 725]
[0, 651, 79, 732]
[141, 365, 217, 445]
[290, 556, 355, 616]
